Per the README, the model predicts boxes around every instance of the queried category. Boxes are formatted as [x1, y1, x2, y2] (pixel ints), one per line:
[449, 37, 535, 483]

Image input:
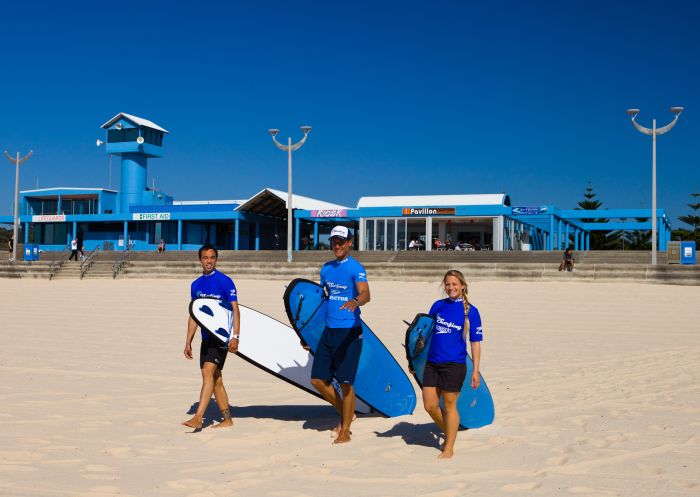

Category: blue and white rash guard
[427, 298, 483, 364]
[191, 270, 238, 339]
[320, 256, 368, 328]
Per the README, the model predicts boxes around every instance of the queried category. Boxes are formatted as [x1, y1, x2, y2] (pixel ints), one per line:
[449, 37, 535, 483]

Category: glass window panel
[387, 220, 395, 250]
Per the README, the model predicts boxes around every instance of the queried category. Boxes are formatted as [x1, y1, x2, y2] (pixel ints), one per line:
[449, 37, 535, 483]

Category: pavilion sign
[401, 207, 455, 216]
[511, 206, 548, 215]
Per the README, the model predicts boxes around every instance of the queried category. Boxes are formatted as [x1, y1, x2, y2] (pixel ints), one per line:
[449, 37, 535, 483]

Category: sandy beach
[0, 278, 698, 497]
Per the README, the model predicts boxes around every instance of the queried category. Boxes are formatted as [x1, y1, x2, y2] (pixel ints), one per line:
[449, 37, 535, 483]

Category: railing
[79, 246, 102, 280]
[112, 248, 131, 279]
[48, 249, 70, 280]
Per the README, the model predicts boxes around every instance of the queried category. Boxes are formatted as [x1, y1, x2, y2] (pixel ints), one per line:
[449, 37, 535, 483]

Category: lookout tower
[100, 113, 169, 213]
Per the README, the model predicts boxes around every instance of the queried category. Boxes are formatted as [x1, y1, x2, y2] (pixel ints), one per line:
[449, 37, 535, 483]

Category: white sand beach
[0, 278, 698, 497]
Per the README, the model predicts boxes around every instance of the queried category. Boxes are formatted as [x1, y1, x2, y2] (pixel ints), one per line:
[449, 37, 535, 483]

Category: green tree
[672, 193, 700, 243]
[575, 182, 608, 249]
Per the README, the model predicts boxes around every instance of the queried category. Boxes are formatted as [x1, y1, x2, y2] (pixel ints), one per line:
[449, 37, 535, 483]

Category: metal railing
[48, 249, 70, 280]
[79, 246, 101, 280]
[111, 249, 131, 279]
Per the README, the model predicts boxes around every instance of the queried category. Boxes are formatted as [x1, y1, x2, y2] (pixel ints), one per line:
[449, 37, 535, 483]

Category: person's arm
[470, 341, 481, 389]
[340, 281, 370, 312]
[228, 301, 240, 353]
[184, 316, 198, 359]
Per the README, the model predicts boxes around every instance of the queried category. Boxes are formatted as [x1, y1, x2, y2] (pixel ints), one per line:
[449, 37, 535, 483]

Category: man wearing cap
[310, 225, 370, 444]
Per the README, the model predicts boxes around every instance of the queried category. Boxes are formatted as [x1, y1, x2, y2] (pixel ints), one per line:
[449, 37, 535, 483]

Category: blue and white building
[1, 113, 673, 254]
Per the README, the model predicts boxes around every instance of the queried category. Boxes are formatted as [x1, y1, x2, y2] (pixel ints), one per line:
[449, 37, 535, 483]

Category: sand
[0, 278, 698, 497]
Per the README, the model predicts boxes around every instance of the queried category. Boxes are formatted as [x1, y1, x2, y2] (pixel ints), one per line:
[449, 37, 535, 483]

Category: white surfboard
[189, 298, 372, 414]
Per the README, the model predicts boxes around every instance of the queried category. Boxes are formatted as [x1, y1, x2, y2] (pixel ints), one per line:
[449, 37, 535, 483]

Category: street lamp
[626, 106, 683, 265]
[4, 150, 33, 262]
[268, 126, 312, 263]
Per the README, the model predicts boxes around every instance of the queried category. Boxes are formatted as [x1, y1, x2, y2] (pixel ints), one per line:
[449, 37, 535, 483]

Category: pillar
[234, 219, 240, 251]
[313, 221, 319, 250]
[177, 220, 182, 250]
[255, 223, 260, 251]
[295, 218, 300, 251]
[123, 221, 128, 251]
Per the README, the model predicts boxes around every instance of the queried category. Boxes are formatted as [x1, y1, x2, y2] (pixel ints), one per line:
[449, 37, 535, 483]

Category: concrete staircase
[1, 250, 698, 285]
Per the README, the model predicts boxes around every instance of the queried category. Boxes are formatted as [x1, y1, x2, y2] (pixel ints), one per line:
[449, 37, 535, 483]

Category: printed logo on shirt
[435, 315, 463, 335]
[196, 291, 223, 299]
[475, 326, 483, 336]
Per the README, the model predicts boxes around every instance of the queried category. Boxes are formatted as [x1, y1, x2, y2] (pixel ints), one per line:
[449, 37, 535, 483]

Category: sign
[310, 209, 347, 218]
[132, 212, 171, 221]
[401, 207, 455, 216]
[32, 214, 66, 222]
[511, 206, 548, 215]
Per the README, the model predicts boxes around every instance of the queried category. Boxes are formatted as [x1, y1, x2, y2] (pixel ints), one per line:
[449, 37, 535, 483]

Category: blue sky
[1, 1, 698, 225]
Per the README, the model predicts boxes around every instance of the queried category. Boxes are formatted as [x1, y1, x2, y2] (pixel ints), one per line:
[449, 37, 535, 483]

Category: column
[557, 219, 562, 251]
[358, 218, 365, 251]
[177, 220, 182, 250]
[295, 218, 300, 251]
[425, 217, 432, 251]
[24, 222, 29, 244]
[313, 221, 319, 250]
[255, 223, 260, 251]
[586, 232, 590, 251]
[123, 221, 128, 251]
[548, 215, 555, 250]
[234, 219, 240, 251]
[564, 224, 570, 249]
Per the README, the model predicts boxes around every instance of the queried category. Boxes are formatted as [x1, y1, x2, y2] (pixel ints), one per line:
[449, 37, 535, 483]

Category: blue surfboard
[283, 278, 416, 418]
[405, 313, 494, 429]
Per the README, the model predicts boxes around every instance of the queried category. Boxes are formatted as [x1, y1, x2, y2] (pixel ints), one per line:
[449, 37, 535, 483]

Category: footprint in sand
[501, 481, 541, 492]
[80, 464, 118, 481]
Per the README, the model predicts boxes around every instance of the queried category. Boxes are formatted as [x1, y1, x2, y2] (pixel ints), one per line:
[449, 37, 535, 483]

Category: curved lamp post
[626, 107, 683, 265]
[4, 150, 33, 262]
[268, 126, 312, 263]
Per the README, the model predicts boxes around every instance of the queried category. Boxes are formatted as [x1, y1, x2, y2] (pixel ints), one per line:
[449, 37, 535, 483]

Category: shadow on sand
[374, 421, 449, 449]
[185, 401, 381, 432]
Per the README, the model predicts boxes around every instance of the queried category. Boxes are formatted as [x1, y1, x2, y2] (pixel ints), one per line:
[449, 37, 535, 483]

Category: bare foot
[332, 414, 357, 435]
[211, 418, 233, 429]
[181, 417, 203, 430]
[437, 448, 454, 460]
[333, 430, 351, 444]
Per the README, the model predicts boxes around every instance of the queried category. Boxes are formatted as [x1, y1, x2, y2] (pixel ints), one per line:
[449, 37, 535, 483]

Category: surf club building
[1, 113, 673, 254]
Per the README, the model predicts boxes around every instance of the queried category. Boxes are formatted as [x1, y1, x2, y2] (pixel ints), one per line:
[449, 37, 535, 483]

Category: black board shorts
[311, 326, 363, 385]
[423, 361, 467, 392]
[200, 335, 228, 370]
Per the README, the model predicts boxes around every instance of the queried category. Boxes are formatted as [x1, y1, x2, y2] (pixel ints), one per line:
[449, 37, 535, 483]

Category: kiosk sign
[310, 209, 347, 218]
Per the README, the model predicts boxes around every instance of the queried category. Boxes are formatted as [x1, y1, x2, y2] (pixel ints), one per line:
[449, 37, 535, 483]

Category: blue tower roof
[100, 112, 170, 133]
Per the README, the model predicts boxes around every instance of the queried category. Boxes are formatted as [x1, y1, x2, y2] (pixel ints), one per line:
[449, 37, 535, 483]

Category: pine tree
[673, 193, 700, 243]
[575, 182, 608, 249]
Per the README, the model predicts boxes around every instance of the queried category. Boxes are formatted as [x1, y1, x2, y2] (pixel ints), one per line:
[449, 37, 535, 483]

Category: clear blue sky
[1, 0, 698, 226]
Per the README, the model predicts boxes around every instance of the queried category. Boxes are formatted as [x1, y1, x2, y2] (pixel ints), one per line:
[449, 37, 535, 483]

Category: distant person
[421, 269, 483, 460]
[78, 240, 85, 261]
[521, 230, 531, 251]
[8, 234, 13, 261]
[182, 244, 240, 431]
[158, 238, 166, 253]
[409, 239, 418, 250]
[559, 247, 575, 272]
[445, 239, 453, 251]
[309, 225, 369, 444]
[69, 237, 79, 261]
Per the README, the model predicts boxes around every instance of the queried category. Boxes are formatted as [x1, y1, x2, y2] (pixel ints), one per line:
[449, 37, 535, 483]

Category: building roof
[21, 187, 117, 194]
[100, 113, 170, 133]
[235, 188, 349, 218]
[357, 193, 510, 208]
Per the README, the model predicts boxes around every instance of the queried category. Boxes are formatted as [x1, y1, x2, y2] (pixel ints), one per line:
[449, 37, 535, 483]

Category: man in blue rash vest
[309, 225, 370, 444]
[182, 244, 241, 431]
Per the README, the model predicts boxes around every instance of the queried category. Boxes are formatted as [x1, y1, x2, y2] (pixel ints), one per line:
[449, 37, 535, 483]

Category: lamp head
[136, 136, 145, 145]
[670, 106, 684, 116]
[300, 125, 312, 134]
[626, 108, 640, 117]
[268, 128, 279, 137]
[96, 139, 104, 146]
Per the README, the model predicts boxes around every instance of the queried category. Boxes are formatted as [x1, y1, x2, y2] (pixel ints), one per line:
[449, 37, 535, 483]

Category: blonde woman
[423, 270, 483, 459]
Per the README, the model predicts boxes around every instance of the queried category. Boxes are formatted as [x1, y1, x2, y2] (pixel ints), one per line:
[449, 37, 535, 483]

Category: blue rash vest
[427, 298, 483, 364]
[320, 255, 368, 328]
[191, 269, 238, 339]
